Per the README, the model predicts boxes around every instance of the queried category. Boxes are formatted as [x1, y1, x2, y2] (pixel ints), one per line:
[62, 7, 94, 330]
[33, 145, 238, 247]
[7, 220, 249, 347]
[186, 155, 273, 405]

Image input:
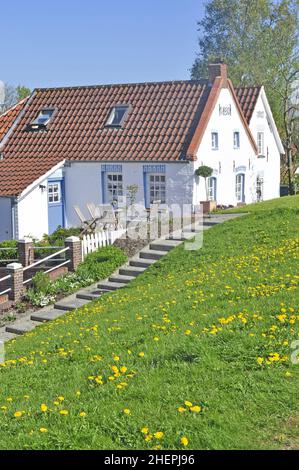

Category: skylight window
[30, 108, 55, 129]
[106, 105, 129, 127]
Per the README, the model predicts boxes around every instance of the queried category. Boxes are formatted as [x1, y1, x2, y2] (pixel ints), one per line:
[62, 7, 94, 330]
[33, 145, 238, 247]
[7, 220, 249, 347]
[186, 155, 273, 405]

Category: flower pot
[200, 201, 217, 214]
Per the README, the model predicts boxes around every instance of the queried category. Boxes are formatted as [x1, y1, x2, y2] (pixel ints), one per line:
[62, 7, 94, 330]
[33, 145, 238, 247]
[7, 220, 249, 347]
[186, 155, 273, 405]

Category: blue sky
[1, 0, 205, 89]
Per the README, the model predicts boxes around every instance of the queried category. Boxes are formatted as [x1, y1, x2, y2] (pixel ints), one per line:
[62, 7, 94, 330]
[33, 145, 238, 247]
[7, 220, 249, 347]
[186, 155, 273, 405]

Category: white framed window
[149, 174, 166, 204]
[233, 131, 240, 149]
[211, 132, 219, 150]
[257, 132, 264, 156]
[106, 173, 123, 204]
[207, 177, 217, 201]
[48, 182, 61, 204]
[106, 105, 129, 127]
[235, 174, 245, 203]
[256, 176, 264, 202]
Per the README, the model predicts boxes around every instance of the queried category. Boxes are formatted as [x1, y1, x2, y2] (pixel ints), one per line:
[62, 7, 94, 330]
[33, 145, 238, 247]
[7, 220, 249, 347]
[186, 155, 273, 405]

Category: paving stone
[54, 298, 89, 311]
[30, 309, 66, 323]
[139, 249, 167, 260]
[6, 319, 37, 335]
[109, 274, 136, 284]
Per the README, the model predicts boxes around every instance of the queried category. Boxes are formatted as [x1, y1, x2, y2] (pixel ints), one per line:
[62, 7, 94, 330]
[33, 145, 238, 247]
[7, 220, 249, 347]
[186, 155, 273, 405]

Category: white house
[0, 61, 284, 241]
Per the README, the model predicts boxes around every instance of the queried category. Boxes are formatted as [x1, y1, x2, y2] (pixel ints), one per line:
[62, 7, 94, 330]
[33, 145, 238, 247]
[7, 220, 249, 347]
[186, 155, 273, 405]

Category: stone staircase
[0, 214, 243, 343]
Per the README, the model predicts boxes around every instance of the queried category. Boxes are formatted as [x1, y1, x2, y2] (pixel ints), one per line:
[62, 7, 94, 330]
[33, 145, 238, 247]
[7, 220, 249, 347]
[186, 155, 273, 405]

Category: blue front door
[48, 179, 64, 234]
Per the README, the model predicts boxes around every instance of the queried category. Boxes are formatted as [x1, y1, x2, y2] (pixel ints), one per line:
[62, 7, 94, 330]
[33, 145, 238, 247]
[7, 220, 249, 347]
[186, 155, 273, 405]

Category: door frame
[47, 177, 65, 232]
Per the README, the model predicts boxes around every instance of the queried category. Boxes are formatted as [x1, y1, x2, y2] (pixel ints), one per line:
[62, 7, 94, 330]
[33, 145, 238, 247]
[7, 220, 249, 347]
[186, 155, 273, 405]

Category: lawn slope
[0, 197, 298, 449]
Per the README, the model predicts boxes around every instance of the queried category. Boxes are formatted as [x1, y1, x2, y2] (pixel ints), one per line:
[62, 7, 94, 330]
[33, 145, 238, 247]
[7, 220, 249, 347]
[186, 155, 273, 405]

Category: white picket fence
[82, 229, 126, 258]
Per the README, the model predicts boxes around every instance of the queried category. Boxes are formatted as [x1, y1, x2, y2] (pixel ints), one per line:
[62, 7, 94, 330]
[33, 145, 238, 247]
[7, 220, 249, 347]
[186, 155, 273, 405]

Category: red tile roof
[234, 86, 261, 123]
[0, 81, 262, 197]
[0, 81, 210, 196]
[0, 98, 29, 142]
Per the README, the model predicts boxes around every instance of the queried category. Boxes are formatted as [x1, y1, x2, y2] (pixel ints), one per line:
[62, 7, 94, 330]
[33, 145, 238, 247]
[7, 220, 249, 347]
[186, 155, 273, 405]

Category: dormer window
[29, 108, 55, 130]
[105, 105, 129, 128]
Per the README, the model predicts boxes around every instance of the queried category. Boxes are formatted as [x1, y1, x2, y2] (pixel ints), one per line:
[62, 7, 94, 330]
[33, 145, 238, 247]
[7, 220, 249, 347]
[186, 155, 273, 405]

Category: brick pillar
[18, 238, 34, 267]
[65, 236, 82, 271]
[6, 262, 24, 303]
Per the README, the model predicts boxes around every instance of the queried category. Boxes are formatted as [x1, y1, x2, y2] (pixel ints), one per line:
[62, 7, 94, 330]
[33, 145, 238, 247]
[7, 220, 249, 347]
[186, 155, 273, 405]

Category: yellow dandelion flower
[79, 412, 87, 417]
[123, 408, 131, 415]
[14, 411, 23, 418]
[190, 405, 201, 413]
[40, 428, 48, 433]
[120, 366, 127, 373]
[40, 404, 48, 413]
[256, 357, 264, 365]
[184, 400, 193, 407]
[138, 352, 145, 357]
[178, 407, 187, 413]
[141, 427, 149, 434]
[57, 396, 65, 402]
[154, 431, 164, 439]
[59, 409, 68, 416]
[180, 436, 189, 446]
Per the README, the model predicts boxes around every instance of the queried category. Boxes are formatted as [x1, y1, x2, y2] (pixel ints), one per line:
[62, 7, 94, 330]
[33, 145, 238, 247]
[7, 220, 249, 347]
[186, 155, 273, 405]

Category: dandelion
[40, 428, 48, 433]
[256, 357, 264, 365]
[59, 409, 69, 416]
[57, 396, 65, 402]
[138, 352, 145, 357]
[190, 405, 201, 413]
[79, 412, 87, 417]
[184, 401, 193, 407]
[154, 431, 164, 439]
[180, 436, 189, 446]
[178, 407, 187, 413]
[120, 366, 127, 373]
[40, 404, 48, 413]
[141, 427, 149, 434]
[123, 408, 131, 415]
[14, 411, 23, 418]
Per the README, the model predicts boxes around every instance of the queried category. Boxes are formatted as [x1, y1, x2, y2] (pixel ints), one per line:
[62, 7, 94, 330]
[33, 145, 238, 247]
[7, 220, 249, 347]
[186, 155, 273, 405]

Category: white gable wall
[193, 87, 256, 206]
[249, 91, 281, 200]
[17, 178, 49, 239]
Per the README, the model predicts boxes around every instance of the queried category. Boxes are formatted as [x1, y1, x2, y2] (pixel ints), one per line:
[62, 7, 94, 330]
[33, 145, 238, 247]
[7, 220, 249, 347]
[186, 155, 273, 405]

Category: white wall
[64, 161, 194, 227]
[17, 178, 49, 240]
[193, 87, 256, 206]
[0, 197, 12, 241]
[249, 92, 281, 201]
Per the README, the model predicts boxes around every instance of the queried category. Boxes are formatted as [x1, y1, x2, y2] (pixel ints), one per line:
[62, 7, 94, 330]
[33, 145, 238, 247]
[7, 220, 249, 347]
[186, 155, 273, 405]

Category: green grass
[0, 197, 298, 449]
[219, 194, 299, 213]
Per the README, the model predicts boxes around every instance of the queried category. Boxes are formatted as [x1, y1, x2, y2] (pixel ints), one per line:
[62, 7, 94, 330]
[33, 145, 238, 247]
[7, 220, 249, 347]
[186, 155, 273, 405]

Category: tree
[16, 85, 31, 101]
[0, 83, 31, 113]
[195, 165, 213, 200]
[191, 0, 299, 193]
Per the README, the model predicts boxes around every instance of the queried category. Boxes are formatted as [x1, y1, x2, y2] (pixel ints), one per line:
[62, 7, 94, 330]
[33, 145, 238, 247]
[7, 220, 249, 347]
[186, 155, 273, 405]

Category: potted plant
[195, 165, 216, 214]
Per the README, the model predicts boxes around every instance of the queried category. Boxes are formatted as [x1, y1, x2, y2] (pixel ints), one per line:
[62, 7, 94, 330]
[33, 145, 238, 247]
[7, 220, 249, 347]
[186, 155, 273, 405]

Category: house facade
[0, 62, 284, 241]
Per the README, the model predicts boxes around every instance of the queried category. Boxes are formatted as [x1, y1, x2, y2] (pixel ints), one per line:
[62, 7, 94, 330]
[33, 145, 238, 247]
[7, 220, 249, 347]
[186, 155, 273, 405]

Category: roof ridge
[34, 79, 208, 93]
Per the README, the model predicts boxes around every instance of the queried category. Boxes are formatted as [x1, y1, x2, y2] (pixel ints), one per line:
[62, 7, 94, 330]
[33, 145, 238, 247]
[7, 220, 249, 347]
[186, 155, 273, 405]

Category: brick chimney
[208, 59, 228, 85]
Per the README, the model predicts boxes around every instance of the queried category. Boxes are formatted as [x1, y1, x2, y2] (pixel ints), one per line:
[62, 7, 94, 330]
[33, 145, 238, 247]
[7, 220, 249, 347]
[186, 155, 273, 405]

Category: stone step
[30, 308, 66, 323]
[54, 298, 89, 312]
[6, 319, 37, 335]
[97, 281, 125, 291]
[76, 289, 107, 301]
[109, 274, 135, 284]
[119, 266, 146, 277]
[0, 327, 17, 342]
[150, 240, 181, 251]
[139, 249, 166, 260]
[130, 258, 156, 268]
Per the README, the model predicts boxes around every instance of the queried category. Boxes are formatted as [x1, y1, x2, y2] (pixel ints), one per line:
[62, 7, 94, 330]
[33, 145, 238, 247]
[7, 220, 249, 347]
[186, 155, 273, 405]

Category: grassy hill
[0, 196, 298, 449]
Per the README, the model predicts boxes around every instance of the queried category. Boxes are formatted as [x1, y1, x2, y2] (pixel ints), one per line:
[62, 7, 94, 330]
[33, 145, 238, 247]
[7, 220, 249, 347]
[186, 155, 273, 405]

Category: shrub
[0, 240, 18, 261]
[43, 226, 81, 247]
[76, 245, 127, 282]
